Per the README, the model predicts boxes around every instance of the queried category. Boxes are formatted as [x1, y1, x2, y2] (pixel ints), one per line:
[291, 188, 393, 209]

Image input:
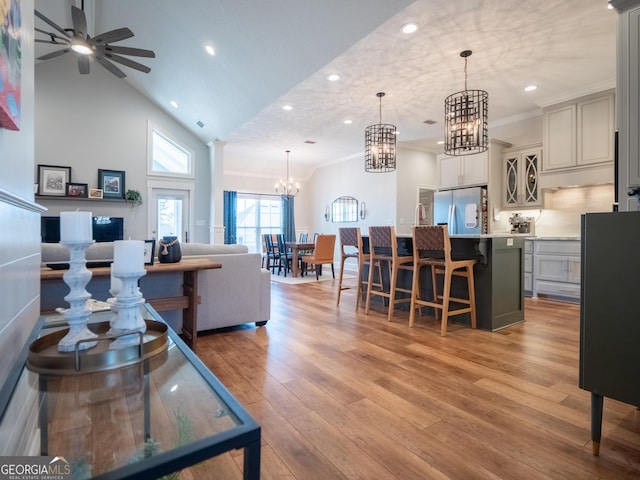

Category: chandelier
[275, 150, 300, 196]
[444, 50, 488, 156]
[365, 92, 396, 172]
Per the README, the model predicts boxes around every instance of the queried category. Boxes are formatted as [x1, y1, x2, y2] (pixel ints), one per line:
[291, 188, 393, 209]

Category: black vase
[158, 236, 182, 263]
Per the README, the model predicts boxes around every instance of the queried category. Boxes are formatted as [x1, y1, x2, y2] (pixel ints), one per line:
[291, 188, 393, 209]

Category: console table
[40, 258, 222, 352]
[0, 305, 261, 479]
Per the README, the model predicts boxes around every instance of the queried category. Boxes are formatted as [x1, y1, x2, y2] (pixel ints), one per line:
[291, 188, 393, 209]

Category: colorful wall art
[0, 0, 21, 131]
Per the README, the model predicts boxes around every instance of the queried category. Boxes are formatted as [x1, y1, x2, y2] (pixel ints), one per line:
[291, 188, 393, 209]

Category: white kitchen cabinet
[503, 145, 542, 208]
[542, 90, 614, 173]
[533, 239, 581, 303]
[615, 3, 640, 209]
[437, 151, 488, 189]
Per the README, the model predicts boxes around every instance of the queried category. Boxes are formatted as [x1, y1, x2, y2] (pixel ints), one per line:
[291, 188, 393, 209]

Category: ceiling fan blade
[35, 27, 70, 44]
[37, 49, 71, 61]
[104, 53, 151, 73]
[95, 56, 127, 78]
[96, 45, 155, 58]
[71, 6, 88, 40]
[91, 27, 134, 45]
[34, 9, 71, 39]
[35, 39, 69, 45]
[78, 56, 90, 74]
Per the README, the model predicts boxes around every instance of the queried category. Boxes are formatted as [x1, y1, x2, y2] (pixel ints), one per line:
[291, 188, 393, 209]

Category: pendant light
[365, 92, 396, 172]
[275, 150, 300, 196]
[444, 50, 488, 156]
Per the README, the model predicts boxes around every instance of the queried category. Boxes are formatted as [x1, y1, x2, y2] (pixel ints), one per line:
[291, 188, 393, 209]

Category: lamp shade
[444, 50, 488, 156]
[365, 92, 396, 172]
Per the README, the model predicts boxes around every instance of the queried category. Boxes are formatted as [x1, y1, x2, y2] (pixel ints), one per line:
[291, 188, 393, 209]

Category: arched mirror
[331, 196, 358, 223]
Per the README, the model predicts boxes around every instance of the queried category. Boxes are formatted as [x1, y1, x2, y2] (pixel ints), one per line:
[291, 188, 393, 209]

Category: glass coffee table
[0, 304, 260, 479]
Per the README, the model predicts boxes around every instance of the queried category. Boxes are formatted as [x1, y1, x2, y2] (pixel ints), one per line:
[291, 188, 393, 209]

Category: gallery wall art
[0, 0, 21, 131]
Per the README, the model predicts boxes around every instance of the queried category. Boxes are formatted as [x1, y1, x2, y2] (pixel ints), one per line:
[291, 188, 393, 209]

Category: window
[149, 125, 193, 177]
[236, 194, 281, 253]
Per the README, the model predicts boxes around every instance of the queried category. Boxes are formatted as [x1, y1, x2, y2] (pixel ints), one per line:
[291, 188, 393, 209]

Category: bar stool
[409, 225, 477, 336]
[365, 226, 414, 322]
[335, 227, 382, 310]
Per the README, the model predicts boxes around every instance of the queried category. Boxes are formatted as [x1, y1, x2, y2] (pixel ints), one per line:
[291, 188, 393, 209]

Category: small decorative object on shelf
[58, 211, 98, 352]
[110, 240, 147, 348]
[124, 189, 143, 207]
[158, 236, 182, 263]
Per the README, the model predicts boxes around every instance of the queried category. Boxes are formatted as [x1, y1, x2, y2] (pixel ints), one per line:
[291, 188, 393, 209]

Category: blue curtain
[282, 195, 296, 242]
[223, 190, 237, 244]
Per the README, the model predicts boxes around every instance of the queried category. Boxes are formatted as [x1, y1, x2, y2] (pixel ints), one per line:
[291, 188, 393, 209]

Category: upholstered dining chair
[301, 234, 336, 280]
[364, 225, 414, 322]
[409, 225, 477, 336]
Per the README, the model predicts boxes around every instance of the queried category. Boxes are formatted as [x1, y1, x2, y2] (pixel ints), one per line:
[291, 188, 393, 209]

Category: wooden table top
[41, 257, 222, 280]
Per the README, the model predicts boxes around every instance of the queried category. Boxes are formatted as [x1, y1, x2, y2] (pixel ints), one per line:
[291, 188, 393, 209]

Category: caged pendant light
[275, 150, 300, 196]
[444, 50, 488, 156]
[365, 92, 396, 172]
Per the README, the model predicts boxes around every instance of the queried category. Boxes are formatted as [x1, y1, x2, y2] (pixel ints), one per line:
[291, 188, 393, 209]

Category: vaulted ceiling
[34, 0, 617, 179]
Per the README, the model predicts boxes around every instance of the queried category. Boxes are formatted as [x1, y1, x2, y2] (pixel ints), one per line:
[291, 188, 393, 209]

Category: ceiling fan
[34, 3, 155, 78]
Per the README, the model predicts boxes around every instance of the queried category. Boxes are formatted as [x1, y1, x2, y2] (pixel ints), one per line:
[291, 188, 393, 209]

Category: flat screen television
[41, 216, 124, 243]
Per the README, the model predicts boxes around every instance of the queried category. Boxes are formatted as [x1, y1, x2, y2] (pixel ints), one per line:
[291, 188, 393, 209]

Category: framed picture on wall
[37, 165, 71, 196]
[98, 169, 125, 199]
[88, 188, 103, 199]
[66, 182, 88, 198]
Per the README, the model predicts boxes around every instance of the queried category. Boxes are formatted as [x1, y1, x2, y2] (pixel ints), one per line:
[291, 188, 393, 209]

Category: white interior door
[150, 189, 190, 242]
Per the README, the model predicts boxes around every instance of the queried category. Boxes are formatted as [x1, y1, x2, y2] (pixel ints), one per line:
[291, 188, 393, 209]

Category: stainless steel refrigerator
[433, 186, 488, 234]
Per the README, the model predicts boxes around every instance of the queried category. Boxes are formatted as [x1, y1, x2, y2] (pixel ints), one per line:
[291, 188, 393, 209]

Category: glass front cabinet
[503, 146, 542, 208]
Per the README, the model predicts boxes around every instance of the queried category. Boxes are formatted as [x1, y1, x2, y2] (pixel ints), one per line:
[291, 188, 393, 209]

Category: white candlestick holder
[58, 240, 98, 352]
[109, 270, 147, 349]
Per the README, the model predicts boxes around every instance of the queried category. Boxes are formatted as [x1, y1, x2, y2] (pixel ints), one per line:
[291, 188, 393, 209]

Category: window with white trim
[149, 127, 193, 176]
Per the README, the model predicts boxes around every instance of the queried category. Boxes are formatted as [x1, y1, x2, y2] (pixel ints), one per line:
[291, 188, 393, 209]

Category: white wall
[34, 55, 211, 243]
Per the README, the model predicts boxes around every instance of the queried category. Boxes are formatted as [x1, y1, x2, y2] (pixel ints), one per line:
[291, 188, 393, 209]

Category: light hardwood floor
[192, 279, 640, 479]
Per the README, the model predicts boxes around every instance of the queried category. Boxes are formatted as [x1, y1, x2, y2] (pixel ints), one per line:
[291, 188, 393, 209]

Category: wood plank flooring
[193, 279, 640, 479]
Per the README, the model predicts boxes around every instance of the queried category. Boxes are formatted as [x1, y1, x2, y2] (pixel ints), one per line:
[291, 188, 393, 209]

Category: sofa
[40, 242, 271, 333]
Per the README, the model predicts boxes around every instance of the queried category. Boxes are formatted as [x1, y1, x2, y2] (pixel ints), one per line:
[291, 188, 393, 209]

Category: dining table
[285, 241, 315, 277]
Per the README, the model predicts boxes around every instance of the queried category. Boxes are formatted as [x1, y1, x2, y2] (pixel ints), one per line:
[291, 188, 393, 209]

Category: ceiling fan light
[71, 41, 93, 55]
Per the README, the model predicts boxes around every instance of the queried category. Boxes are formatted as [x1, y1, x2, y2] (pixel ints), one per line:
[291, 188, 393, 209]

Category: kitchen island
[362, 233, 525, 331]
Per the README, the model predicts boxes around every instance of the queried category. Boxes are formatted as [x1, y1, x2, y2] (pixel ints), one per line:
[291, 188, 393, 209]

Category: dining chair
[276, 234, 293, 276]
[409, 225, 477, 336]
[263, 234, 280, 275]
[301, 234, 336, 280]
[364, 225, 414, 322]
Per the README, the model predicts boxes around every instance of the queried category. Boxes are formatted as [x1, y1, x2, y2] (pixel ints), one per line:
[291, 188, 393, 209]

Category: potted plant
[124, 189, 143, 207]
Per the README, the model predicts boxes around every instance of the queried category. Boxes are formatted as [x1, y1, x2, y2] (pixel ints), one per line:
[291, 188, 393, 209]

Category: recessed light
[170, 100, 178, 108]
[607, 0, 614, 9]
[327, 74, 340, 82]
[282, 105, 293, 111]
[524, 85, 538, 92]
[344, 119, 352, 124]
[205, 44, 215, 56]
[402, 23, 418, 34]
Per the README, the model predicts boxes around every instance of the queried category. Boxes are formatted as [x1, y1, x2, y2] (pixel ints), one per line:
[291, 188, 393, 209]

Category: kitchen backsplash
[495, 184, 614, 237]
